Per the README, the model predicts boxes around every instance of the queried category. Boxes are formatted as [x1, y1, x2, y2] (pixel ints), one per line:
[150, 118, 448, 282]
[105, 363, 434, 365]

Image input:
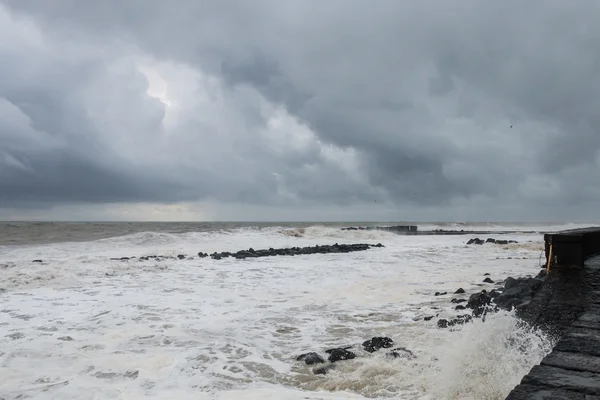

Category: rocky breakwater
[106, 243, 384, 263]
[433, 270, 548, 330]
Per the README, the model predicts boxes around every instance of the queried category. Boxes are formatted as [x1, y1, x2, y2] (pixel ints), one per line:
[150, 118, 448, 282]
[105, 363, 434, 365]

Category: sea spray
[419, 310, 555, 400]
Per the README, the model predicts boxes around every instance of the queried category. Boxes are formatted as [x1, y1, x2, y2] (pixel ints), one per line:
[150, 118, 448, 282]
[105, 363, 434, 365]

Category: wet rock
[454, 288, 465, 294]
[32, 259, 43, 263]
[434, 292, 448, 296]
[503, 298, 523, 311]
[296, 352, 325, 365]
[197, 252, 208, 258]
[326, 348, 356, 362]
[58, 336, 74, 341]
[177, 254, 186, 260]
[496, 285, 531, 308]
[483, 277, 495, 284]
[423, 316, 434, 321]
[484, 273, 491, 276]
[451, 298, 467, 304]
[362, 337, 394, 353]
[526, 278, 544, 292]
[486, 238, 496, 243]
[535, 269, 547, 279]
[437, 319, 449, 328]
[467, 238, 484, 245]
[206, 243, 378, 260]
[516, 300, 531, 312]
[386, 347, 415, 359]
[455, 305, 466, 310]
[505, 277, 518, 289]
[467, 292, 492, 317]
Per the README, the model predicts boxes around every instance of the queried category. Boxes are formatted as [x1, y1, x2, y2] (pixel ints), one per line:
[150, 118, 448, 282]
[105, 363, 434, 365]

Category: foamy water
[0, 224, 565, 399]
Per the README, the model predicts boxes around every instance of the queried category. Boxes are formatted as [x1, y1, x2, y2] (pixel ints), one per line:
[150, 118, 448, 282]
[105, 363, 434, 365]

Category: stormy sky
[1, 0, 599, 222]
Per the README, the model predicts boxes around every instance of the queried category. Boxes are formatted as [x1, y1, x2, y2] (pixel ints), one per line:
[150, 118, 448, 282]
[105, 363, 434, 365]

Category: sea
[0, 221, 594, 400]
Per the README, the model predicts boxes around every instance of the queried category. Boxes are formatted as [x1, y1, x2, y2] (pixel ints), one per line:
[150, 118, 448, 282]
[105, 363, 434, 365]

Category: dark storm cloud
[1, 0, 600, 220]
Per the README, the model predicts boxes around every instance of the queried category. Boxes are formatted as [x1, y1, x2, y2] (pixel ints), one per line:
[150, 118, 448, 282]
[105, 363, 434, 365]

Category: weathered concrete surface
[506, 256, 600, 399]
[544, 227, 600, 267]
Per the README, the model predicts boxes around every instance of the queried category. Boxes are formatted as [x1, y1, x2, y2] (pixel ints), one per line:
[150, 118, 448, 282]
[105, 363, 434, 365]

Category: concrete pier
[506, 227, 600, 399]
[341, 225, 539, 235]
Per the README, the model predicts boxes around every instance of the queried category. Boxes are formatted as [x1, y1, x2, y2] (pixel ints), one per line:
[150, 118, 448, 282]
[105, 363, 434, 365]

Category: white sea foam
[0, 225, 556, 399]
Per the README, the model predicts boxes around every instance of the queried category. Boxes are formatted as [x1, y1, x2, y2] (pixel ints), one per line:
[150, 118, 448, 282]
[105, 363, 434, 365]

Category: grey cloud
[1, 0, 600, 220]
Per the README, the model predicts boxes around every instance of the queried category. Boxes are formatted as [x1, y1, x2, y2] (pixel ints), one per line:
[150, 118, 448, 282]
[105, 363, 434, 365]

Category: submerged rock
[386, 347, 415, 359]
[296, 352, 325, 365]
[313, 364, 335, 375]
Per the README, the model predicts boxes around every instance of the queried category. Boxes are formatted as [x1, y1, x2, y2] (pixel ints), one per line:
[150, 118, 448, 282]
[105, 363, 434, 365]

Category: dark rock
[466, 292, 492, 317]
[454, 288, 465, 294]
[423, 316, 434, 321]
[503, 297, 523, 310]
[505, 277, 518, 289]
[484, 273, 491, 276]
[516, 300, 531, 312]
[451, 298, 467, 304]
[455, 305, 466, 310]
[483, 277, 495, 284]
[177, 254, 186, 260]
[486, 238, 496, 243]
[467, 238, 485, 245]
[197, 252, 208, 258]
[434, 292, 447, 296]
[437, 319, 449, 328]
[506, 383, 593, 400]
[496, 285, 530, 307]
[326, 348, 356, 362]
[535, 269, 547, 279]
[496, 240, 509, 245]
[362, 337, 394, 353]
[32, 259, 43, 263]
[526, 278, 543, 292]
[386, 347, 415, 359]
[297, 352, 325, 365]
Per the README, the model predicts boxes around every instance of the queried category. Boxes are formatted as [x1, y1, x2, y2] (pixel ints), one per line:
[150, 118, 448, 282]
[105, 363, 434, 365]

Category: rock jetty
[110, 243, 384, 262]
